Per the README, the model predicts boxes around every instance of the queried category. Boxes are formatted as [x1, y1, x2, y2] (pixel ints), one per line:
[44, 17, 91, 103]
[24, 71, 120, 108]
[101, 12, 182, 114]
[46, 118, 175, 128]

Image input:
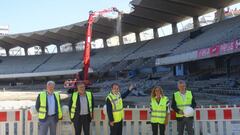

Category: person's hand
[165, 115, 169, 127]
[165, 121, 168, 127]
[90, 112, 93, 119]
[110, 121, 114, 126]
[179, 110, 184, 115]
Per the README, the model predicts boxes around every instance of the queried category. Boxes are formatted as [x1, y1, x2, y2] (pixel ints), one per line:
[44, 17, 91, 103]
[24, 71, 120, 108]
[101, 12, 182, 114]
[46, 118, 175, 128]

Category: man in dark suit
[69, 82, 94, 135]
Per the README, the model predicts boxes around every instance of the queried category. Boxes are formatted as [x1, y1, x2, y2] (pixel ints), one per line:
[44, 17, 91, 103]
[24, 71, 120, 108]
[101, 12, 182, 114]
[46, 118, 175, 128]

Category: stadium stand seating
[0, 16, 240, 75]
[35, 51, 83, 72]
[0, 55, 50, 74]
[172, 16, 240, 54]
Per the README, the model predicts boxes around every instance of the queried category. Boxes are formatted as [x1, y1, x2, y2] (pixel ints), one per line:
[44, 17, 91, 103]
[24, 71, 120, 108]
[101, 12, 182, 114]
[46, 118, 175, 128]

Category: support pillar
[72, 43, 76, 52]
[215, 8, 225, 22]
[135, 32, 141, 42]
[103, 39, 108, 48]
[119, 36, 124, 45]
[57, 45, 61, 53]
[41, 46, 45, 54]
[193, 16, 200, 29]
[24, 48, 28, 56]
[153, 27, 159, 39]
[5, 48, 10, 56]
[172, 22, 178, 34]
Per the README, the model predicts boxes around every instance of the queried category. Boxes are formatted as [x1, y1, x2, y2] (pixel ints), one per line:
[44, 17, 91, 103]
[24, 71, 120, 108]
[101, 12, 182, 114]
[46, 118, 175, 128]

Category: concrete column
[24, 48, 28, 56]
[135, 32, 141, 42]
[5, 48, 10, 56]
[103, 39, 108, 48]
[153, 27, 159, 39]
[193, 16, 200, 29]
[41, 46, 45, 54]
[172, 22, 178, 34]
[57, 45, 61, 53]
[72, 43, 76, 52]
[215, 8, 225, 22]
[119, 36, 124, 45]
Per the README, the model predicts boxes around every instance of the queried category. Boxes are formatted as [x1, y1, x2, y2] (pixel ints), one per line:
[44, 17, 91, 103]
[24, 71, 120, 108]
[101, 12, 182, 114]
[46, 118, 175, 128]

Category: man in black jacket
[68, 82, 94, 135]
[106, 83, 135, 135]
[171, 80, 196, 135]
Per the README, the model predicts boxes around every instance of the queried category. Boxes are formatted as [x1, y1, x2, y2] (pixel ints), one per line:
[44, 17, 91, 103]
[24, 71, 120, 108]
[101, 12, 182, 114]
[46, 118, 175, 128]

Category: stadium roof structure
[0, 0, 239, 49]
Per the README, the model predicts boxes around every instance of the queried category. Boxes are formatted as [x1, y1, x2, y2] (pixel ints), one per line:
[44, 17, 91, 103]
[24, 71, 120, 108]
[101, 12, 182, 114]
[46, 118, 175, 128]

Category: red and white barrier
[1, 105, 240, 135]
[0, 109, 23, 135]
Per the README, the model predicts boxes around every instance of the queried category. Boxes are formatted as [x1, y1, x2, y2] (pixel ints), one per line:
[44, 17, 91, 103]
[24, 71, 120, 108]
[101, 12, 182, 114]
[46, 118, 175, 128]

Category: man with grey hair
[171, 80, 196, 135]
[35, 81, 63, 135]
[68, 81, 94, 135]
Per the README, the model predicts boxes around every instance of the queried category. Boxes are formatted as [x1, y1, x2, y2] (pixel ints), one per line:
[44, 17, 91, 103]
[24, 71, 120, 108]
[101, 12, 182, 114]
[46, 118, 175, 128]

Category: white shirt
[180, 92, 186, 101]
[79, 95, 89, 115]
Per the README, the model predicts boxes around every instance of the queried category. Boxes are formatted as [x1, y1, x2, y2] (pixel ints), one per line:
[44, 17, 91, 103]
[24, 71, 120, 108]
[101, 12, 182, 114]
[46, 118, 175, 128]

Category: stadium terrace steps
[31, 54, 56, 72]
[172, 15, 240, 55]
[125, 58, 145, 70]
[71, 60, 83, 70]
[34, 51, 83, 72]
[141, 57, 156, 68]
[0, 16, 240, 75]
[0, 55, 50, 74]
[125, 33, 187, 60]
[188, 78, 240, 96]
[96, 63, 114, 73]
[106, 40, 151, 72]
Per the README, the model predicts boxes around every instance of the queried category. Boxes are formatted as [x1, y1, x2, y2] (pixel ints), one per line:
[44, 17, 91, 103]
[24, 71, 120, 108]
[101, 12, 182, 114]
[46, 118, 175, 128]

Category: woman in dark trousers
[150, 86, 170, 135]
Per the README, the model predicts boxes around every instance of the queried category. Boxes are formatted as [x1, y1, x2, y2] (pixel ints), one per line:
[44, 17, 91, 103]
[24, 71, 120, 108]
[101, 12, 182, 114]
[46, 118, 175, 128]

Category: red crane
[64, 7, 120, 89]
[83, 7, 120, 81]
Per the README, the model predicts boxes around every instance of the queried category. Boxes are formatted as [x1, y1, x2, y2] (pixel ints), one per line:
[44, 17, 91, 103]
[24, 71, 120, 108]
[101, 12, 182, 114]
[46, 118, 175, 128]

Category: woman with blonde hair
[150, 86, 170, 135]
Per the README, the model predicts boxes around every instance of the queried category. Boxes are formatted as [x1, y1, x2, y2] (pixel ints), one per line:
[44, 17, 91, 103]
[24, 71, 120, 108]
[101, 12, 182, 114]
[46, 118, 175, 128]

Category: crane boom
[64, 7, 120, 89]
[83, 7, 120, 82]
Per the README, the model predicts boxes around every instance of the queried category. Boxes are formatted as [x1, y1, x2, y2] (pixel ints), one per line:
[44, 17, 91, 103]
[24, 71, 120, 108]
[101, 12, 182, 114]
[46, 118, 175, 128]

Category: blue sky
[0, 0, 132, 34]
[1, 1, 240, 35]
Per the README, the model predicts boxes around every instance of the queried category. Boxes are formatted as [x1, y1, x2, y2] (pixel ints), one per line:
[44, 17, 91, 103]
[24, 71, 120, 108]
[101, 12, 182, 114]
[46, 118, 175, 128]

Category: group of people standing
[35, 80, 196, 135]
[150, 80, 196, 135]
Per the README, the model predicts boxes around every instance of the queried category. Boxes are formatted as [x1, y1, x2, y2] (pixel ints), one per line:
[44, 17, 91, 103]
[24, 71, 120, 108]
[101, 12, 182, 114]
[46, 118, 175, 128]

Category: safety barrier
[0, 108, 23, 135]
[0, 105, 240, 135]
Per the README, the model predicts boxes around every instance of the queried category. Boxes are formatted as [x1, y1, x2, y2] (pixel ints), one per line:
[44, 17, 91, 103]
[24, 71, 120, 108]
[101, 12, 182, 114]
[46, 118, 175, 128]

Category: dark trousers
[39, 115, 58, 135]
[151, 123, 165, 135]
[109, 121, 123, 135]
[177, 117, 194, 135]
[73, 114, 90, 135]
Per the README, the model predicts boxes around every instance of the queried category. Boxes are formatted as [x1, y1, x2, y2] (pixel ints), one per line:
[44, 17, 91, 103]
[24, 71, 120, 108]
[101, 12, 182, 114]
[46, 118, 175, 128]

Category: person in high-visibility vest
[171, 80, 196, 135]
[35, 81, 62, 135]
[106, 83, 135, 135]
[150, 86, 170, 135]
[68, 82, 94, 135]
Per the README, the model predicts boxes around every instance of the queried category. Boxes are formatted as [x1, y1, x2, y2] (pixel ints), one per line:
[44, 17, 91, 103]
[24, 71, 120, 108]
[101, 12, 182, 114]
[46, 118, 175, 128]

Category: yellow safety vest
[70, 91, 93, 119]
[106, 92, 124, 123]
[174, 90, 192, 118]
[150, 96, 168, 124]
[38, 91, 62, 120]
